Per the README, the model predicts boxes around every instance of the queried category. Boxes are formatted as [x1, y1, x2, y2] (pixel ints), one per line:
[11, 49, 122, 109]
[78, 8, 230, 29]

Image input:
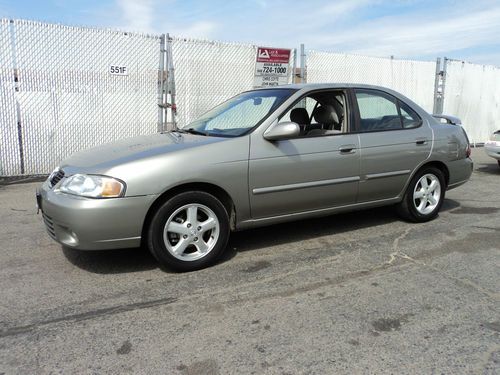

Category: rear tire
[147, 191, 230, 272]
[397, 167, 445, 223]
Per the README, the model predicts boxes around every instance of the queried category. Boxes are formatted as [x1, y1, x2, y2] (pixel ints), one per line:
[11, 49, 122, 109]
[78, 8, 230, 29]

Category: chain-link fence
[306, 51, 437, 113]
[443, 59, 500, 144]
[0, 20, 20, 176]
[1, 18, 499, 177]
[170, 36, 295, 127]
[0, 19, 162, 176]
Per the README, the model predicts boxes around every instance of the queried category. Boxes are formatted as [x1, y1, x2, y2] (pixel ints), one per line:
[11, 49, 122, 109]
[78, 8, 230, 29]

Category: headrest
[314, 105, 339, 125]
[290, 107, 310, 125]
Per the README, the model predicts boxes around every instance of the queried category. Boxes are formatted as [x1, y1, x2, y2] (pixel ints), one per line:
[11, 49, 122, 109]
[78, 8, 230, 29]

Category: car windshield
[180, 89, 296, 137]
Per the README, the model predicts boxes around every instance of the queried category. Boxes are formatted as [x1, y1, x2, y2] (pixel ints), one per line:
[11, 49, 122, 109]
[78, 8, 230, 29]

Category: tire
[147, 191, 230, 272]
[497, 160, 500, 168]
[396, 167, 445, 223]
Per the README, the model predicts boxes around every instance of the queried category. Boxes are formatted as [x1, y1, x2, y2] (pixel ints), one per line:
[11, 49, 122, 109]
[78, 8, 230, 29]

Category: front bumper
[37, 180, 158, 250]
[484, 142, 500, 160]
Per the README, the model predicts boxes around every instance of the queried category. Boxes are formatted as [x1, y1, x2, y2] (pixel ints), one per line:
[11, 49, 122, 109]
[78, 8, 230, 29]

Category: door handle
[339, 144, 356, 154]
[415, 138, 428, 145]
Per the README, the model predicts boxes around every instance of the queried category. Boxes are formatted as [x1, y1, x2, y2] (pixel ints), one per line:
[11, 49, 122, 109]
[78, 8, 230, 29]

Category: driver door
[248, 90, 360, 219]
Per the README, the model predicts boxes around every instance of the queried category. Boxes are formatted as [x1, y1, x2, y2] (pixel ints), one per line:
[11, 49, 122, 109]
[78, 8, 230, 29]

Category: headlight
[59, 174, 125, 198]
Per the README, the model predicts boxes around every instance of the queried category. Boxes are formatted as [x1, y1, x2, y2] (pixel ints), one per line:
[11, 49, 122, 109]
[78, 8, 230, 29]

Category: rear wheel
[497, 160, 500, 167]
[397, 167, 445, 222]
[147, 191, 230, 272]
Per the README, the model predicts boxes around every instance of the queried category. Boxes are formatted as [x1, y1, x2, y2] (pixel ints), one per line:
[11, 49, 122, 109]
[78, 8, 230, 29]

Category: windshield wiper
[176, 128, 208, 136]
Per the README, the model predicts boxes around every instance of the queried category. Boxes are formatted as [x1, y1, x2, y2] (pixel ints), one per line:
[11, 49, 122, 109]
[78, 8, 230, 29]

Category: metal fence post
[433, 57, 448, 115]
[292, 48, 297, 84]
[432, 57, 447, 115]
[441, 57, 448, 114]
[300, 43, 306, 83]
[166, 34, 177, 130]
[433, 57, 441, 114]
[158, 34, 166, 132]
[9, 19, 24, 175]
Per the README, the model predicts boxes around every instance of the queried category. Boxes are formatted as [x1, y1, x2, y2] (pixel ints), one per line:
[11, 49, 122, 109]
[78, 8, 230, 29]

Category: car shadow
[62, 199, 461, 274]
[222, 199, 460, 258]
[62, 245, 158, 274]
[475, 161, 500, 175]
[441, 198, 460, 212]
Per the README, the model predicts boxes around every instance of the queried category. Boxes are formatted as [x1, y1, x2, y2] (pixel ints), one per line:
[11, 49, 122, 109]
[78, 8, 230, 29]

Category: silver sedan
[37, 84, 473, 271]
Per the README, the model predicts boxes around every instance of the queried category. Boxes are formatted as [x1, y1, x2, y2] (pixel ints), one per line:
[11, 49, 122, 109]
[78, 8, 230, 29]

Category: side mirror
[263, 121, 300, 141]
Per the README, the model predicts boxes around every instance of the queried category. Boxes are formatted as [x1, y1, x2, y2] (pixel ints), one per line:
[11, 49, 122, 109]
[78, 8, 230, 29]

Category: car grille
[49, 169, 65, 187]
[42, 212, 56, 240]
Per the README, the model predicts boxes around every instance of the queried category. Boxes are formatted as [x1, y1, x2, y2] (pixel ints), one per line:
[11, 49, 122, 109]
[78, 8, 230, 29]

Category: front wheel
[397, 167, 445, 222]
[147, 191, 230, 272]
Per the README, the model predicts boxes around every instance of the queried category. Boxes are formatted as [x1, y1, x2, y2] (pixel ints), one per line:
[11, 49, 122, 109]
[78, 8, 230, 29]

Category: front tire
[147, 191, 230, 272]
[397, 167, 445, 223]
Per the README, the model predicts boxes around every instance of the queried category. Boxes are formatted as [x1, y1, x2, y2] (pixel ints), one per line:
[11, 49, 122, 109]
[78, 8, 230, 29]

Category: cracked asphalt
[0, 148, 499, 374]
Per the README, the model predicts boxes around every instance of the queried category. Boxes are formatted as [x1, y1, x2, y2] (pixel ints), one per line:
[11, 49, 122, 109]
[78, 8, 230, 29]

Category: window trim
[350, 88, 423, 134]
[276, 88, 354, 139]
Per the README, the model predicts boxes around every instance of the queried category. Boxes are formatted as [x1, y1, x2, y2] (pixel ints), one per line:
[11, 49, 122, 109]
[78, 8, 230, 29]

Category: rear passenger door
[353, 89, 432, 202]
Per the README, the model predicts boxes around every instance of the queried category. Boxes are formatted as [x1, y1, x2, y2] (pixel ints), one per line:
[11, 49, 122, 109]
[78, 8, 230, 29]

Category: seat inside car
[290, 107, 310, 135]
[307, 104, 341, 136]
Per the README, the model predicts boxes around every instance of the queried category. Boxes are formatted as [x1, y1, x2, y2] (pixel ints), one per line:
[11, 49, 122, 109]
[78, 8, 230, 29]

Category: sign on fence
[109, 65, 129, 76]
[253, 47, 291, 87]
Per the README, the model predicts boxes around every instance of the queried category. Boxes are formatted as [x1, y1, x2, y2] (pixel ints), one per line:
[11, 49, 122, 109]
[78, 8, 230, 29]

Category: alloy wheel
[413, 173, 441, 215]
[163, 203, 220, 261]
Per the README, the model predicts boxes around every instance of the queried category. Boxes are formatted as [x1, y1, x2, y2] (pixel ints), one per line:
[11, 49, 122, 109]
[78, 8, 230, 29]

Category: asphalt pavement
[0, 148, 498, 374]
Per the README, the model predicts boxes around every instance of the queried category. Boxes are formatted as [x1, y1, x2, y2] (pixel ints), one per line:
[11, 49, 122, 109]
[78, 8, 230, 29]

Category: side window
[399, 101, 421, 129]
[279, 91, 347, 137]
[279, 97, 317, 123]
[355, 91, 401, 131]
[355, 89, 422, 132]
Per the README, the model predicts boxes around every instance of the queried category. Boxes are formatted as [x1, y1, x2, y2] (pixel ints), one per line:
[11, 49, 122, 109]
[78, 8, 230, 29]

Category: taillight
[460, 128, 471, 158]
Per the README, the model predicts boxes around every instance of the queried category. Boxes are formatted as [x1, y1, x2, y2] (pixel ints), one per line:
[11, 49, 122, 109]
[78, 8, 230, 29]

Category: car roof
[258, 83, 393, 91]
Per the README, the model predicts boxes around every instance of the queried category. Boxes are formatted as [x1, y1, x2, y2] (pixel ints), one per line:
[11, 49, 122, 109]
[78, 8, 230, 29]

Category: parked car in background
[485, 130, 500, 167]
[37, 84, 473, 271]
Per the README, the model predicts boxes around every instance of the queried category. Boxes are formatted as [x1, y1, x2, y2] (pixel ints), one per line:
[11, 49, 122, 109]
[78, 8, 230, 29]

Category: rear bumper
[37, 180, 158, 250]
[446, 157, 473, 191]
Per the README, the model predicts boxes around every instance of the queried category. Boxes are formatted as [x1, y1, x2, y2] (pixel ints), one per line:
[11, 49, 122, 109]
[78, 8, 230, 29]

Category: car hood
[61, 132, 227, 171]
